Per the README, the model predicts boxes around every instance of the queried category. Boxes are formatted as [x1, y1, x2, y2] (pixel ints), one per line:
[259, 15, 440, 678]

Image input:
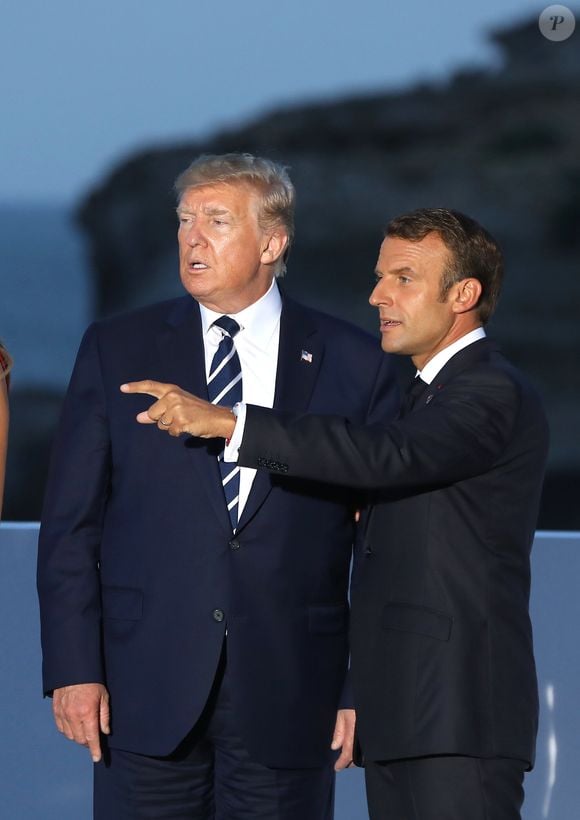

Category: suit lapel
[364, 337, 496, 543]
[413, 338, 494, 412]
[236, 296, 324, 531]
[272, 297, 324, 412]
[157, 297, 207, 396]
[157, 297, 232, 534]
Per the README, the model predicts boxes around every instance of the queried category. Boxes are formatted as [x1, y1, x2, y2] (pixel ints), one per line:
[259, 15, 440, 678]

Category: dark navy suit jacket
[37, 293, 398, 767]
[238, 338, 549, 768]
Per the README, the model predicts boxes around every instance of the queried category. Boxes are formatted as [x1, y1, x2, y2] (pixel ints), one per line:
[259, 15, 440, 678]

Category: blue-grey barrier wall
[1, 525, 578, 820]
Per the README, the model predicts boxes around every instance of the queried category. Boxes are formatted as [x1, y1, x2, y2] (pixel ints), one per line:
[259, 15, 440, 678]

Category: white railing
[1, 524, 577, 820]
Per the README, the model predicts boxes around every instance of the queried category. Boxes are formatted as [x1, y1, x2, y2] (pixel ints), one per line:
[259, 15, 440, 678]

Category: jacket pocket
[101, 585, 143, 621]
[308, 604, 349, 635]
[381, 602, 452, 642]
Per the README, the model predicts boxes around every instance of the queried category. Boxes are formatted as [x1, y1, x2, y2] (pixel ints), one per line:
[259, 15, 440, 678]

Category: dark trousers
[364, 755, 526, 820]
[94, 657, 334, 820]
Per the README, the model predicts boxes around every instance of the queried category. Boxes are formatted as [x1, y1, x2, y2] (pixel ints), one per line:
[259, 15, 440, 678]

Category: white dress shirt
[199, 279, 282, 518]
[418, 327, 486, 384]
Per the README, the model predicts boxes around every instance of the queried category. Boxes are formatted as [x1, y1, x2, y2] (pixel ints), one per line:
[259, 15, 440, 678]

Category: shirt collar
[419, 327, 486, 384]
[199, 278, 282, 350]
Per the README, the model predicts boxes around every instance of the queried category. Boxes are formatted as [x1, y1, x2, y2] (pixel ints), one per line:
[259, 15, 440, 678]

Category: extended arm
[121, 366, 517, 491]
[238, 367, 519, 491]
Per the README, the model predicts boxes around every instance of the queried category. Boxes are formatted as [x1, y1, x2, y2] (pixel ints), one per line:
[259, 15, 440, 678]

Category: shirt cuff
[223, 402, 246, 462]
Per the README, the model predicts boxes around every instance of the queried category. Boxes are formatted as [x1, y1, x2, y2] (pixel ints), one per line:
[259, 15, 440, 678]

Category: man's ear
[451, 277, 482, 314]
[261, 230, 288, 266]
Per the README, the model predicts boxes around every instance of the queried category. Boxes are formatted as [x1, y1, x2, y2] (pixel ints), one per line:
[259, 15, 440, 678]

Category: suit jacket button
[229, 539, 240, 550]
[212, 609, 225, 622]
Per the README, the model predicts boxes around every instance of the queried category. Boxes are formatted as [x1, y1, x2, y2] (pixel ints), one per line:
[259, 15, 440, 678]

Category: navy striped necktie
[207, 316, 243, 530]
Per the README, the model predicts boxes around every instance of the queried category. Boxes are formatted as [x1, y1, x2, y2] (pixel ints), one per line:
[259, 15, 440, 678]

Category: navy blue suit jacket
[38, 293, 398, 767]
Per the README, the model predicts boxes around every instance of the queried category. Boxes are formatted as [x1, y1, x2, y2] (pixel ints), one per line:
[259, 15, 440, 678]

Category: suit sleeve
[37, 324, 111, 694]
[238, 366, 520, 491]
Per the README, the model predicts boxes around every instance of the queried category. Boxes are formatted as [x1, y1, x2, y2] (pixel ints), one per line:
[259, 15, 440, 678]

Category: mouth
[380, 318, 402, 329]
[188, 262, 209, 271]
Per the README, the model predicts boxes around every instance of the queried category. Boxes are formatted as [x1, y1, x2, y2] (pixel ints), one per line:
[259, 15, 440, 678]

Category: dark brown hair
[385, 208, 503, 323]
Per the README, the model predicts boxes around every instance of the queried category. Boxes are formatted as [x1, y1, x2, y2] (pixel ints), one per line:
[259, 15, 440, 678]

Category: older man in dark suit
[37, 153, 399, 819]
[135, 208, 548, 820]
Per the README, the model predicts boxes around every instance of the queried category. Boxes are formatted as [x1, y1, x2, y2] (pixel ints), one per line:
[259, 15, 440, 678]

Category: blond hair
[175, 153, 295, 276]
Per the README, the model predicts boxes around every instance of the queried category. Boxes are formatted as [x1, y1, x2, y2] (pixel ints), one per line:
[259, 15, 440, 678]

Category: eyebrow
[175, 206, 232, 217]
[375, 265, 415, 276]
[204, 206, 231, 216]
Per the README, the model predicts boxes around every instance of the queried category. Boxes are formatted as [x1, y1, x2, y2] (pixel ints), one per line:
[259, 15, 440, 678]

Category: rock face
[74, 17, 580, 527]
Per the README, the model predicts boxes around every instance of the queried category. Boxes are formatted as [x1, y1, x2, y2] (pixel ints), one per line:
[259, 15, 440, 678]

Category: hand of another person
[52, 683, 110, 763]
[331, 708, 356, 771]
[0, 376, 9, 519]
[120, 381, 235, 440]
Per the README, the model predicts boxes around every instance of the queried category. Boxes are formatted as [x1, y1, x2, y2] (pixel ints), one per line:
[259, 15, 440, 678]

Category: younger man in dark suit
[129, 209, 549, 819]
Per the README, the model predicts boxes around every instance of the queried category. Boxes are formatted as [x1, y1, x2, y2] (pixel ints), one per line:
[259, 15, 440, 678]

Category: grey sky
[1, 0, 545, 204]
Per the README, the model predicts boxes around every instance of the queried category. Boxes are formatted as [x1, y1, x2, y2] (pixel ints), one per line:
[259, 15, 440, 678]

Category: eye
[398, 275, 411, 284]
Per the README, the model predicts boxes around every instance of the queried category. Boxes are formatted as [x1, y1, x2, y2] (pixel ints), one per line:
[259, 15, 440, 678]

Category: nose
[182, 221, 207, 247]
[369, 280, 392, 307]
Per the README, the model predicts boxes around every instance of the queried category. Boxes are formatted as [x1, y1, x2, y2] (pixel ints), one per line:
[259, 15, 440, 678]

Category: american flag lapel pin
[300, 350, 313, 364]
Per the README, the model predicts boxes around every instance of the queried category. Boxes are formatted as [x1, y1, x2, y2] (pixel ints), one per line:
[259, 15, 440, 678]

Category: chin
[180, 278, 209, 298]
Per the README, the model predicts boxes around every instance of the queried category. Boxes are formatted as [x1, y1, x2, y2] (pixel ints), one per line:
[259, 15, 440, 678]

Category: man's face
[369, 232, 465, 370]
[177, 182, 283, 313]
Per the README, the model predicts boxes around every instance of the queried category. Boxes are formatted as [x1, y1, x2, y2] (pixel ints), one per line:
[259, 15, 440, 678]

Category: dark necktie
[207, 316, 242, 530]
[399, 375, 427, 417]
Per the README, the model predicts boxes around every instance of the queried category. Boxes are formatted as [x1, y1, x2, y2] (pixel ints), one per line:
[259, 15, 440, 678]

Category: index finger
[84, 722, 103, 763]
[120, 380, 173, 399]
